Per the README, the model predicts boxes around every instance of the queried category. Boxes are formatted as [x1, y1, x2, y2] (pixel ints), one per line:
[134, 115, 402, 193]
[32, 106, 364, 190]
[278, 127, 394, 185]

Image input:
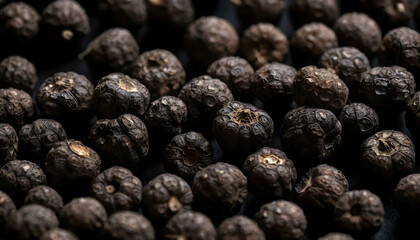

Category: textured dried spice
[142, 173, 193, 221]
[146, 0, 194, 27]
[92, 72, 151, 119]
[339, 103, 379, 141]
[255, 200, 307, 240]
[334, 190, 384, 237]
[393, 173, 420, 214]
[164, 131, 213, 181]
[243, 147, 297, 198]
[230, 0, 284, 26]
[213, 101, 274, 158]
[296, 164, 348, 212]
[162, 210, 216, 240]
[89, 114, 149, 169]
[184, 16, 239, 66]
[333, 13, 382, 56]
[0, 88, 34, 129]
[98, 0, 147, 26]
[280, 107, 342, 165]
[318, 232, 355, 240]
[0, 123, 18, 167]
[100, 211, 155, 240]
[293, 65, 349, 111]
[217, 216, 264, 240]
[406, 91, 420, 134]
[359, 0, 413, 27]
[240, 23, 288, 69]
[290, 0, 339, 26]
[0, 190, 15, 232]
[129, 49, 186, 99]
[91, 166, 142, 214]
[24, 185, 63, 214]
[0, 55, 37, 93]
[40, 228, 79, 240]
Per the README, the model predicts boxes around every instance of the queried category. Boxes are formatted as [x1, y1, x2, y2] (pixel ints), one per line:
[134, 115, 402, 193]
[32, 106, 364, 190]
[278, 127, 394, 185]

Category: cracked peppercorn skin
[100, 211, 155, 240]
[162, 210, 216, 240]
[339, 103, 379, 141]
[98, 0, 147, 26]
[24, 185, 63, 215]
[290, 0, 339, 27]
[217, 215, 265, 240]
[40, 228, 79, 240]
[406, 91, 420, 135]
[393, 173, 420, 215]
[0, 88, 35, 129]
[146, 0, 194, 28]
[0, 55, 37, 93]
[0, 190, 15, 233]
[0, 123, 18, 167]
[230, 0, 284, 26]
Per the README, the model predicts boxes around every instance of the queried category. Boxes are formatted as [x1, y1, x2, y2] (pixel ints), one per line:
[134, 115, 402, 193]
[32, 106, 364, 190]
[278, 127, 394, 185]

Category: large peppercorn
[213, 101, 274, 159]
[0, 88, 35, 129]
[280, 107, 342, 166]
[359, 0, 413, 27]
[146, 0, 194, 28]
[164, 131, 213, 181]
[255, 200, 307, 240]
[92, 72, 151, 119]
[162, 210, 216, 240]
[24, 185, 63, 215]
[406, 91, 420, 135]
[393, 173, 420, 215]
[359, 66, 416, 113]
[36, 72, 94, 124]
[142, 173, 193, 221]
[100, 211, 155, 240]
[129, 49, 186, 99]
[91, 166, 142, 214]
[0, 190, 16, 234]
[290, 0, 340, 27]
[319, 232, 355, 240]
[339, 103, 379, 142]
[98, 0, 147, 26]
[333, 13, 382, 57]
[217, 215, 264, 240]
[0, 55, 37, 93]
[230, 0, 284, 26]
[184, 16, 239, 66]
[293, 65, 349, 112]
[0, 123, 18, 167]
[242, 147, 297, 198]
[40, 228, 79, 240]
[240, 23, 288, 69]
[89, 114, 149, 169]
[334, 190, 384, 237]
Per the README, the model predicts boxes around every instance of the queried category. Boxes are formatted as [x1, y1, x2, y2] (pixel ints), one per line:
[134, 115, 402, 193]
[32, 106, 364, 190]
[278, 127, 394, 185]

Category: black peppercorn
[290, 0, 340, 27]
[0, 88, 35, 129]
[230, 0, 284, 26]
[0, 55, 37, 93]
[213, 101, 274, 159]
[0, 123, 18, 167]
[24, 185, 63, 215]
[91, 166, 142, 214]
[100, 211, 155, 240]
[142, 173, 193, 221]
[333, 13, 382, 57]
[217, 216, 264, 240]
[293, 65, 349, 112]
[36, 72, 94, 124]
[255, 200, 307, 240]
[334, 190, 384, 237]
[359, 0, 413, 27]
[240, 23, 288, 69]
[280, 107, 342, 166]
[318, 232, 355, 240]
[129, 49, 186, 99]
[98, 0, 147, 26]
[60, 197, 108, 240]
[406, 91, 420, 135]
[146, 0, 194, 28]
[40, 228, 79, 240]
[242, 147, 297, 198]
[164, 131, 213, 181]
[393, 173, 420, 215]
[89, 114, 149, 170]
[184, 16, 239, 66]
[92, 72, 151, 119]
[0, 190, 15, 234]
[339, 103, 379, 142]
[161, 210, 216, 240]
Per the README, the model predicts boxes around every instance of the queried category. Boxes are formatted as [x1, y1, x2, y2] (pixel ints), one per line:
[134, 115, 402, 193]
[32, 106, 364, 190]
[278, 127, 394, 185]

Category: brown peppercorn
[24, 185, 63, 215]
[290, 0, 340, 27]
[339, 103, 379, 142]
[184, 16, 239, 66]
[359, 0, 413, 27]
[146, 0, 194, 28]
[0, 88, 35, 129]
[162, 210, 216, 240]
[98, 0, 147, 26]
[0, 190, 16, 234]
[0, 123, 18, 167]
[406, 91, 420, 135]
[318, 232, 355, 240]
[240, 23, 288, 69]
[100, 211, 155, 240]
[393, 173, 420, 215]
[217, 215, 265, 240]
[40, 228, 79, 240]
[230, 0, 284, 26]
[0, 55, 37, 93]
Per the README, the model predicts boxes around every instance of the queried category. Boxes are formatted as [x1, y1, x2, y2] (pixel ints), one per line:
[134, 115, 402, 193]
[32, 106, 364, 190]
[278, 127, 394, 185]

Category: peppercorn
[91, 166, 142, 214]
[240, 23, 288, 69]
[0, 123, 18, 167]
[98, 0, 147, 26]
[142, 173, 193, 222]
[290, 0, 340, 27]
[40, 228, 79, 240]
[100, 211, 155, 240]
[339, 103, 379, 142]
[36, 72, 94, 124]
[0, 55, 37, 93]
[333, 13, 382, 57]
[0, 190, 15, 235]
[293, 65, 349, 112]
[280, 107, 342, 166]
[255, 200, 307, 240]
[406, 91, 420, 135]
[230, 0, 284, 26]
[359, 0, 413, 28]
[334, 190, 384, 237]
[184, 16, 239, 66]
[18, 119, 67, 165]
[60, 197, 108, 240]
[318, 232, 355, 240]
[24, 185, 63, 215]
[161, 210, 216, 240]
[146, 0, 194, 28]
[129, 49, 186, 99]
[217, 215, 265, 240]
[213, 101, 274, 159]
[164, 131, 213, 181]
[92, 72, 151, 119]
[243, 147, 297, 198]
[89, 114, 149, 170]
[0, 88, 35, 129]
[393, 173, 420, 215]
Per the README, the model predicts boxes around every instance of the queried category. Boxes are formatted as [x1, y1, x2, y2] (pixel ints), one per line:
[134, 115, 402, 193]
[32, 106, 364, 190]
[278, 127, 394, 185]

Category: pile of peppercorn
[0, 0, 419, 239]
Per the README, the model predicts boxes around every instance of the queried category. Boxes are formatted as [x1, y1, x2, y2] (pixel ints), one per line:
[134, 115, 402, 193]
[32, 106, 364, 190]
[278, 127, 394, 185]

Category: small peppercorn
[240, 23, 288, 69]
[91, 166, 142, 214]
[40, 228, 79, 240]
[359, 0, 413, 27]
[230, 0, 284, 26]
[290, 0, 340, 27]
[162, 210, 216, 240]
[318, 232, 355, 240]
[339, 103, 379, 142]
[0, 88, 35, 129]
[0, 55, 37, 93]
[393, 173, 420, 215]
[255, 200, 307, 240]
[129, 49, 186, 99]
[98, 0, 147, 26]
[92, 72, 151, 119]
[146, 0, 194, 28]
[217, 215, 265, 240]
[406, 91, 420, 135]
[164, 131, 213, 181]
[0, 190, 15, 234]
[100, 211, 155, 240]
[184, 16, 239, 66]
[24, 185, 63, 215]
[0, 123, 18, 167]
